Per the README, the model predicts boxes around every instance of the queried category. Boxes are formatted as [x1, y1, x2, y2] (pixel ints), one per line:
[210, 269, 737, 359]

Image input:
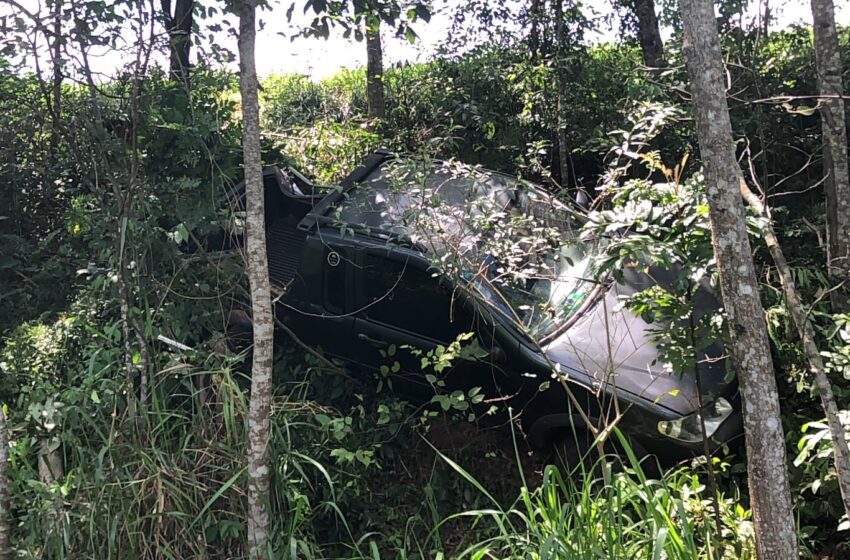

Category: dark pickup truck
[225, 150, 743, 460]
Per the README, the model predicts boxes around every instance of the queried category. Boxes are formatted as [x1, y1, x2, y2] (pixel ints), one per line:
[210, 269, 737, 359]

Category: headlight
[657, 397, 734, 443]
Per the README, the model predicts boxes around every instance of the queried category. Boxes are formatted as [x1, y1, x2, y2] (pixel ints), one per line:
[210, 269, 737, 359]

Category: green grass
[4, 324, 758, 559]
[432, 430, 756, 560]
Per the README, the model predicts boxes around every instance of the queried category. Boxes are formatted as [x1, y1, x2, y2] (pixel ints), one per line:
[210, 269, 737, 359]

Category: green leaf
[0, 255, 17, 269]
[414, 4, 431, 22]
[176, 223, 189, 243]
[781, 102, 816, 116]
[377, 404, 390, 425]
[189, 466, 247, 530]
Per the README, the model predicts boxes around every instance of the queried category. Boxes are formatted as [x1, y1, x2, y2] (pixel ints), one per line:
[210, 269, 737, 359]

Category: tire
[548, 429, 624, 478]
[545, 427, 662, 480]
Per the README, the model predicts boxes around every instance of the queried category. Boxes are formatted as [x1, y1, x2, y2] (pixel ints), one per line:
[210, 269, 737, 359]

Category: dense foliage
[1, 2, 850, 556]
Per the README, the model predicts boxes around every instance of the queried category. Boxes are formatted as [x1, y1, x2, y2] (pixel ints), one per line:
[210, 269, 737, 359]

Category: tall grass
[4, 306, 756, 559]
[7, 356, 360, 559]
[434, 431, 756, 560]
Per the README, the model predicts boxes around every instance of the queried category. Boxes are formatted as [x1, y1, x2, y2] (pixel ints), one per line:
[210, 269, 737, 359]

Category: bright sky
[246, 0, 848, 79]
[247, 0, 458, 79]
[5, 0, 849, 81]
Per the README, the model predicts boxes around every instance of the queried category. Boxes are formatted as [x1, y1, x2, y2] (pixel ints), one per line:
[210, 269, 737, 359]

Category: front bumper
[636, 407, 744, 463]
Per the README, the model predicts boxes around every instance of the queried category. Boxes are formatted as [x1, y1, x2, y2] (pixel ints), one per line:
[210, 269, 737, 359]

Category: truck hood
[542, 267, 732, 416]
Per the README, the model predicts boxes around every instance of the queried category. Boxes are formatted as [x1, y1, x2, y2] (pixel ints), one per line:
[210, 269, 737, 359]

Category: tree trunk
[38, 438, 64, 535]
[528, 0, 541, 62]
[552, 0, 587, 206]
[37, 439, 63, 486]
[554, 0, 570, 191]
[0, 407, 10, 560]
[810, 0, 850, 293]
[632, 0, 666, 69]
[366, 22, 385, 121]
[237, 1, 275, 557]
[118, 222, 137, 422]
[50, 0, 62, 159]
[678, 0, 798, 557]
[760, 0, 771, 37]
[162, 0, 193, 82]
[741, 180, 850, 524]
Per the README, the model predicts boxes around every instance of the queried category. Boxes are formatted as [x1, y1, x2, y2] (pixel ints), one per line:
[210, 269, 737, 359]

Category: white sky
[236, 0, 846, 79]
[245, 0, 848, 79]
[248, 0, 458, 79]
[4, 0, 849, 81]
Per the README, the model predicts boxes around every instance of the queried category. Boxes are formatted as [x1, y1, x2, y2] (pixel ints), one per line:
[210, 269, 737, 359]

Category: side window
[361, 255, 476, 341]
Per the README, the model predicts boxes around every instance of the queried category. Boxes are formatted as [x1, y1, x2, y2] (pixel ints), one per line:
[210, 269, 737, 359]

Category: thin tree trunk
[237, 1, 275, 557]
[131, 315, 151, 408]
[118, 219, 137, 422]
[37, 439, 63, 486]
[552, 0, 587, 206]
[38, 438, 64, 535]
[50, 0, 62, 159]
[162, 0, 193, 82]
[811, 0, 850, 295]
[678, 0, 798, 557]
[556, 101, 570, 195]
[760, 0, 771, 38]
[366, 22, 385, 121]
[528, 0, 541, 62]
[553, 0, 570, 191]
[632, 0, 666, 69]
[741, 180, 850, 523]
[0, 407, 10, 560]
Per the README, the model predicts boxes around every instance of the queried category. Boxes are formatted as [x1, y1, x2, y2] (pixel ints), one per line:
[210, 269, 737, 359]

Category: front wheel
[545, 428, 658, 480]
[549, 429, 620, 477]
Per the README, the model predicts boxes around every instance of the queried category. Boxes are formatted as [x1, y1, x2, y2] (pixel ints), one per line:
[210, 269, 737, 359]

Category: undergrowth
[439, 430, 755, 560]
[0, 281, 761, 558]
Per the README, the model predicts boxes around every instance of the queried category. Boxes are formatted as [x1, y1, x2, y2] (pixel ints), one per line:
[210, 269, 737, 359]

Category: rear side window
[361, 255, 475, 341]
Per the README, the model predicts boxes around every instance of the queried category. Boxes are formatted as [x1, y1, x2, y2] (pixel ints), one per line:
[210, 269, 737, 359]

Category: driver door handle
[358, 333, 389, 349]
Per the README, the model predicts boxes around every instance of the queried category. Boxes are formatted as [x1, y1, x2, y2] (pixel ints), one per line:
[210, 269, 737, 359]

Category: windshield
[476, 239, 600, 338]
[331, 158, 600, 338]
